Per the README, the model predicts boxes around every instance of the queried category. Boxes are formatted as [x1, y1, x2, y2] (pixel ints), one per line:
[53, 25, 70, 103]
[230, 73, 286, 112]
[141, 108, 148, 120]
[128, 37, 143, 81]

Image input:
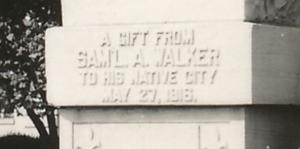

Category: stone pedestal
[59, 106, 300, 149]
[46, 0, 300, 149]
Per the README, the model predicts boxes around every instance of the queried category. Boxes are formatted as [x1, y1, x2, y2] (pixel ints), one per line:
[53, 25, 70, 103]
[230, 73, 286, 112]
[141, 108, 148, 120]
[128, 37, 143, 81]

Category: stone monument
[46, 0, 300, 149]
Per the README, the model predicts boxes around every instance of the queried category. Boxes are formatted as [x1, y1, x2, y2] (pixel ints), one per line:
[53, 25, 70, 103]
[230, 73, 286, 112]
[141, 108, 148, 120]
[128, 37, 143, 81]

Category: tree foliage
[0, 0, 61, 149]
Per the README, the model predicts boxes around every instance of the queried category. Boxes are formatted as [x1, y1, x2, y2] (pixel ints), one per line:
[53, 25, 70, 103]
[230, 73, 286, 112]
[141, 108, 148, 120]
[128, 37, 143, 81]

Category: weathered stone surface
[46, 22, 300, 106]
[59, 106, 300, 149]
[246, 0, 300, 26]
[46, 23, 252, 106]
[61, 0, 300, 26]
[61, 0, 245, 26]
[59, 107, 246, 149]
[245, 106, 300, 149]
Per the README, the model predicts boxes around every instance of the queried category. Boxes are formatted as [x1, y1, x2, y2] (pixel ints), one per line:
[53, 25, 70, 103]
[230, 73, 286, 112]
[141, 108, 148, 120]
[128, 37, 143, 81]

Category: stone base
[59, 106, 300, 149]
[46, 22, 300, 105]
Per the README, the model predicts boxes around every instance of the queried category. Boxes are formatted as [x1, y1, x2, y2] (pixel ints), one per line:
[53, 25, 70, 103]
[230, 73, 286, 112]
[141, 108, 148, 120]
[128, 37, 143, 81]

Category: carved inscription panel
[77, 29, 220, 105]
[73, 123, 236, 149]
[46, 23, 252, 105]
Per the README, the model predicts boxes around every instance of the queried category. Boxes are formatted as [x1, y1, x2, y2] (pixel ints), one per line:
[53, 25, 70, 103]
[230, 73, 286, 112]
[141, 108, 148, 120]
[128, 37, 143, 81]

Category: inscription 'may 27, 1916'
[76, 28, 221, 104]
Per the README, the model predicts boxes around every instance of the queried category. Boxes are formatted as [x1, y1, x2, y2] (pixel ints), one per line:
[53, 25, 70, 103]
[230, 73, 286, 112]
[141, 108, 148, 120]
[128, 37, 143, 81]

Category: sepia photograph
[0, 0, 300, 149]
